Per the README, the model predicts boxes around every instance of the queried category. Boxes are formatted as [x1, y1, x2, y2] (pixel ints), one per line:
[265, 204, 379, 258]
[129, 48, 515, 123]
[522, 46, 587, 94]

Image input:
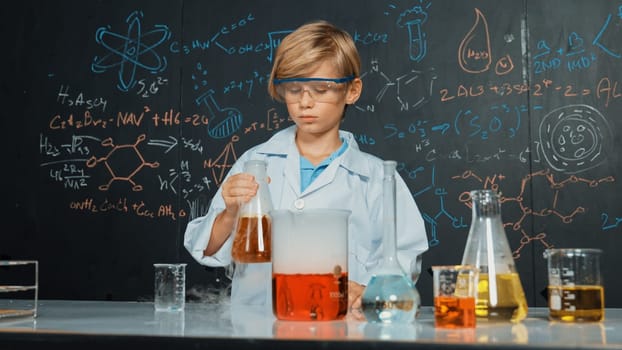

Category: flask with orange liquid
[231, 160, 273, 263]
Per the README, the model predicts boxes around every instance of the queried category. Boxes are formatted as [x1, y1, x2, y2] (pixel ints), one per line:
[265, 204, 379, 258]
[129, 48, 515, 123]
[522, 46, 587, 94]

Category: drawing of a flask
[195, 89, 243, 139]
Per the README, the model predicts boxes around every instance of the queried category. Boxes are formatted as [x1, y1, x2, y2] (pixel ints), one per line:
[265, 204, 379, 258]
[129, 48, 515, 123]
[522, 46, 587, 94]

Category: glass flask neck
[471, 189, 502, 218]
[239, 160, 273, 216]
[462, 189, 515, 270]
[244, 160, 268, 183]
[381, 160, 401, 270]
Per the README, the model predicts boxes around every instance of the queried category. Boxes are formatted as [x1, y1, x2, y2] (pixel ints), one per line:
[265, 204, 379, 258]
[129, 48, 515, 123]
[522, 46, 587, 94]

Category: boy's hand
[221, 173, 258, 213]
[347, 281, 366, 321]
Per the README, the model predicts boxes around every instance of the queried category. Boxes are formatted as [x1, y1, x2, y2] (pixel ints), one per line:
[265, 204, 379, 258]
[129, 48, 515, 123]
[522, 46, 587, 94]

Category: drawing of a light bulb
[398, 4, 429, 62]
[195, 90, 243, 139]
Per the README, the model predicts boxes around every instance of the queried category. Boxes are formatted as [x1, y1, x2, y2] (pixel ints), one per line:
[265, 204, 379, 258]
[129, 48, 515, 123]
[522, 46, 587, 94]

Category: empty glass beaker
[361, 160, 420, 323]
[544, 248, 604, 322]
[231, 160, 273, 263]
[271, 208, 351, 321]
[461, 189, 528, 322]
[154, 263, 187, 312]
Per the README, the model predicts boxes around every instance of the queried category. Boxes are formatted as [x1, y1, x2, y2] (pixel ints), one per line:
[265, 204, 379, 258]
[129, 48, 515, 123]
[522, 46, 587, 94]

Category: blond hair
[268, 20, 361, 101]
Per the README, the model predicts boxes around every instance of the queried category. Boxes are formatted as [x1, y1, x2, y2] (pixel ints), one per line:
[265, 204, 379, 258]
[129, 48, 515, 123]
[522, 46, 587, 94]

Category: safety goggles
[273, 75, 355, 104]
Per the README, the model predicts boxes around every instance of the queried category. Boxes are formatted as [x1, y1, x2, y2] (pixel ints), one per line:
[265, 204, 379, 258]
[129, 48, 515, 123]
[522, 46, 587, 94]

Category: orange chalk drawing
[86, 134, 159, 191]
[458, 8, 492, 73]
[203, 135, 239, 186]
[454, 169, 615, 258]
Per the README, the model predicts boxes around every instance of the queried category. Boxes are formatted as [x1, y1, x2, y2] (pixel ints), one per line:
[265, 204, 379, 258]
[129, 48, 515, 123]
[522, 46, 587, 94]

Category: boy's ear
[345, 78, 363, 105]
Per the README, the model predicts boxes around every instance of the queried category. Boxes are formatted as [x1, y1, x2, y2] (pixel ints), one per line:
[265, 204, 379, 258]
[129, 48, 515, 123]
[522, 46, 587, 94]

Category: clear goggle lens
[273, 76, 354, 104]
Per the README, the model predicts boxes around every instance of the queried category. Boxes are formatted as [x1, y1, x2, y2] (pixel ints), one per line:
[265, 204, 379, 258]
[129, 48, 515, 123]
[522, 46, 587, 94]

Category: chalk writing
[136, 76, 168, 98]
[172, 13, 255, 55]
[243, 108, 290, 134]
[439, 77, 622, 106]
[56, 85, 108, 112]
[69, 197, 186, 221]
[150, 108, 209, 127]
[454, 103, 525, 140]
[532, 33, 598, 74]
[222, 70, 271, 98]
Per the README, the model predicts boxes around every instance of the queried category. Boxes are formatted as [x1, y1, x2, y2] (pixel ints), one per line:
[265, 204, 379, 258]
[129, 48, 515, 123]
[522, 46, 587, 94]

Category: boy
[184, 20, 428, 314]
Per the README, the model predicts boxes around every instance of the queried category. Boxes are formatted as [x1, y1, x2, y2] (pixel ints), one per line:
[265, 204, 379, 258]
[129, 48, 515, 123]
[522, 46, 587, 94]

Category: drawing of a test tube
[398, 5, 429, 62]
[195, 89, 243, 139]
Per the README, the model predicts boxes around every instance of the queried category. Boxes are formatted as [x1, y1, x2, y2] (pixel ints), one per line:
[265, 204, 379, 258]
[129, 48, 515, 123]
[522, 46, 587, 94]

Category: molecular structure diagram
[453, 169, 615, 258]
[86, 134, 159, 191]
[413, 165, 468, 248]
[355, 58, 437, 113]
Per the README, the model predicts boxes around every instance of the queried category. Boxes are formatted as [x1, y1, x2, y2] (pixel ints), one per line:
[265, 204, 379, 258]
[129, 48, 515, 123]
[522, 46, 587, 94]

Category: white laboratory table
[1, 300, 621, 350]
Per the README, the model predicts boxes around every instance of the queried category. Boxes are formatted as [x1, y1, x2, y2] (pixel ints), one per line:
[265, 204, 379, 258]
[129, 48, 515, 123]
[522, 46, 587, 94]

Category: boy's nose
[299, 90, 315, 106]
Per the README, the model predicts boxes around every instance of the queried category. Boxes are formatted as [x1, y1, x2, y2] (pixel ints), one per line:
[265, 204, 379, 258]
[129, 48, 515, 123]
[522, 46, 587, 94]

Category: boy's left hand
[347, 281, 366, 321]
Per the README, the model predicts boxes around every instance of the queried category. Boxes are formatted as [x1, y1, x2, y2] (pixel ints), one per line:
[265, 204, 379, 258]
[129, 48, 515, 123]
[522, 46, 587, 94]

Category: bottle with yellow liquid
[461, 189, 528, 322]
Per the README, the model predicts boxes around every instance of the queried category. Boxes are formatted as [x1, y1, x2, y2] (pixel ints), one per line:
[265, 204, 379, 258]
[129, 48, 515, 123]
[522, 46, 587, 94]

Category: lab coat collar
[257, 125, 371, 180]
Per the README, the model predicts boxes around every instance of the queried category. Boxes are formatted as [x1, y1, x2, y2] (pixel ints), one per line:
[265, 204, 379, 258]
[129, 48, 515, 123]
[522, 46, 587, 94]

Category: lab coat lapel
[302, 160, 339, 195]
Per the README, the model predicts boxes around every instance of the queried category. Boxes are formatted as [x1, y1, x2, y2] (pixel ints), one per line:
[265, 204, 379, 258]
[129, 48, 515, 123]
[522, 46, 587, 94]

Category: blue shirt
[300, 139, 348, 192]
[184, 125, 428, 306]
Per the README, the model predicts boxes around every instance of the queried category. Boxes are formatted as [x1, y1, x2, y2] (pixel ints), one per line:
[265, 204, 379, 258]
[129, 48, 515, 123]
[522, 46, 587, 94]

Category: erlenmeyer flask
[361, 160, 420, 323]
[231, 160, 273, 263]
[461, 189, 528, 322]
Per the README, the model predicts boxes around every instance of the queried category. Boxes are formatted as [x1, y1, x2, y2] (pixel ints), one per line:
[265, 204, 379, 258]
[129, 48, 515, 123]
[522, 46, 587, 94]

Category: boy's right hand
[203, 173, 259, 257]
[220, 173, 259, 214]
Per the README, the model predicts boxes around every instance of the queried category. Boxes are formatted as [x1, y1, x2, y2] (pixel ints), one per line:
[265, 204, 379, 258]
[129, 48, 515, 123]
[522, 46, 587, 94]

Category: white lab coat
[184, 125, 428, 305]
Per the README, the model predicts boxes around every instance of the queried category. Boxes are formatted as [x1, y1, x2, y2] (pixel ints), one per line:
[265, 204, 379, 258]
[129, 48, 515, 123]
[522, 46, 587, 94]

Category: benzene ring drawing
[539, 104, 612, 174]
[91, 10, 171, 92]
[86, 134, 160, 191]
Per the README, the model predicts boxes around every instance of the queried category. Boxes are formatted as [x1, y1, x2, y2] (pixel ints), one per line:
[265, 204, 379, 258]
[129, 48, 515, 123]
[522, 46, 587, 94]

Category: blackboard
[5, 0, 622, 308]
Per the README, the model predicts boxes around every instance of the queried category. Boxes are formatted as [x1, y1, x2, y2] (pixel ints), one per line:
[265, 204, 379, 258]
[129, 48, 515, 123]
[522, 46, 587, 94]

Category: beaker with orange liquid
[432, 265, 478, 328]
[271, 208, 351, 321]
